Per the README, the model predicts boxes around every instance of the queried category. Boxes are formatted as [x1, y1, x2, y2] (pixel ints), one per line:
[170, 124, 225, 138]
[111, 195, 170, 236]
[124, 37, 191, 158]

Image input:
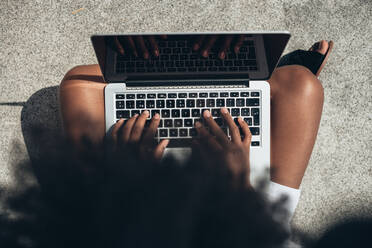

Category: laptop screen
[91, 32, 290, 83]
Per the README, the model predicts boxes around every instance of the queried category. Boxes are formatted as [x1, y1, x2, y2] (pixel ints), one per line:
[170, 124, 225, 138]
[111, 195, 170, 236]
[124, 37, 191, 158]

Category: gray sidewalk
[0, 0, 371, 238]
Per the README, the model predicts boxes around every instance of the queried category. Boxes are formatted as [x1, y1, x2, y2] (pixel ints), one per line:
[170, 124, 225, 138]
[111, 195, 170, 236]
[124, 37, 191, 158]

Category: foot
[309, 40, 329, 55]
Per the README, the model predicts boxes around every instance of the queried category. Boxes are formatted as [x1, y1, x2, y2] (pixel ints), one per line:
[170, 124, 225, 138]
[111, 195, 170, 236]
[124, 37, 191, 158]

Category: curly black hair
[0, 130, 290, 248]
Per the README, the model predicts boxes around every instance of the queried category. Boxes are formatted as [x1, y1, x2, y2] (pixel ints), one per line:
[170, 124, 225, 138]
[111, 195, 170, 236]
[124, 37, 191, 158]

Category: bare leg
[268, 65, 324, 189]
[59, 64, 107, 146]
[60, 62, 324, 189]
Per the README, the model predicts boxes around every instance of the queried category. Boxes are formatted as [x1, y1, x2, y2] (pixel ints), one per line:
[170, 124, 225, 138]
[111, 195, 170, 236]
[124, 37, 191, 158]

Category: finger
[193, 35, 206, 51]
[218, 35, 233, 59]
[111, 119, 125, 144]
[121, 114, 138, 143]
[233, 35, 245, 54]
[238, 117, 252, 147]
[147, 36, 159, 57]
[114, 37, 125, 55]
[220, 107, 242, 144]
[134, 36, 149, 59]
[129, 110, 149, 142]
[124, 36, 138, 57]
[153, 139, 169, 160]
[202, 110, 229, 147]
[142, 113, 160, 144]
[200, 35, 218, 58]
[195, 121, 222, 151]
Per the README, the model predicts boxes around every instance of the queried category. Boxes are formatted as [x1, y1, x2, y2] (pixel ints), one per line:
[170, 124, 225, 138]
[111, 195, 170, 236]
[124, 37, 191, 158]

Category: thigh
[267, 65, 324, 188]
[59, 64, 107, 145]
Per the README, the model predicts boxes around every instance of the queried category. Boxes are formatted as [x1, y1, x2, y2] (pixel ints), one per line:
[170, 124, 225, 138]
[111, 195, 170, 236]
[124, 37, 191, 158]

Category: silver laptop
[91, 32, 290, 186]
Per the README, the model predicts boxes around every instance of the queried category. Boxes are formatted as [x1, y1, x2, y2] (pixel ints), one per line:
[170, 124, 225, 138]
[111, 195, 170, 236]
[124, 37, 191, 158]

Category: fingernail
[202, 50, 208, 58]
[154, 113, 160, 119]
[155, 50, 159, 57]
[195, 121, 201, 128]
[203, 110, 211, 117]
[221, 108, 228, 114]
[134, 114, 139, 117]
[163, 139, 170, 148]
[235, 47, 240, 54]
[143, 110, 149, 115]
[219, 51, 225, 59]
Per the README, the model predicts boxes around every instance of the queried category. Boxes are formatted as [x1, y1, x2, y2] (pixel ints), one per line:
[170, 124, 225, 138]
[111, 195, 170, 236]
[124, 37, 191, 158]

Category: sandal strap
[277, 50, 325, 75]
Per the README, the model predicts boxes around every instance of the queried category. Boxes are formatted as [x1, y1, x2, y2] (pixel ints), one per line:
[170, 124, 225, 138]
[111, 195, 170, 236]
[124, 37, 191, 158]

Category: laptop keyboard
[115, 39, 258, 74]
[115, 90, 261, 148]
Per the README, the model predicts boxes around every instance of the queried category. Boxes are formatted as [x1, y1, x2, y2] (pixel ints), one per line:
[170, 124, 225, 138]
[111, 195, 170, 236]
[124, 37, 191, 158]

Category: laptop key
[166, 100, 175, 108]
[241, 108, 250, 116]
[178, 93, 187, 98]
[184, 119, 193, 127]
[209, 92, 218, 97]
[146, 100, 155, 108]
[147, 93, 156, 98]
[244, 118, 252, 126]
[252, 108, 260, 125]
[171, 109, 180, 117]
[159, 129, 168, 137]
[164, 119, 173, 127]
[168, 138, 193, 148]
[192, 109, 201, 117]
[182, 109, 190, 117]
[246, 99, 259, 106]
[174, 119, 183, 127]
[156, 100, 165, 108]
[216, 99, 225, 107]
[226, 99, 235, 107]
[199, 93, 208, 98]
[157, 93, 166, 98]
[137, 94, 145, 99]
[126, 94, 135, 99]
[220, 92, 228, 97]
[251, 92, 260, 97]
[176, 99, 185, 108]
[116, 101, 125, 109]
[116, 94, 125, 99]
[186, 99, 195, 107]
[179, 129, 188, 137]
[236, 98, 245, 107]
[196, 99, 205, 107]
[152, 109, 160, 117]
[189, 93, 197, 98]
[211, 108, 220, 117]
[230, 92, 239, 97]
[168, 93, 177, 98]
[116, 110, 130, 119]
[161, 110, 170, 118]
[126, 100, 135, 109]
[215, 118, 223, 126]
[206, 99, 215, 107]
[240, 92, 249, 97]
[132, 110, 140, 116]
[231, 108, 240, 116]
[136, 100, 145, 108]
[169, 129, 178, 137]
[251, 141, 260, 146]
[249, 127, 260, 135]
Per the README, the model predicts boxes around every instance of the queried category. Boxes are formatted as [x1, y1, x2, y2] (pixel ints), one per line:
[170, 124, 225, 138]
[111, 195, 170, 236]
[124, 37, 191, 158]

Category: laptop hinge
[124, 78, 250, 88]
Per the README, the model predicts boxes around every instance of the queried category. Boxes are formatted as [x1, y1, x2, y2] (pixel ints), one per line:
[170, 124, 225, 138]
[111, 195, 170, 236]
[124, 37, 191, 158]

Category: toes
[309, 40, 329, 55]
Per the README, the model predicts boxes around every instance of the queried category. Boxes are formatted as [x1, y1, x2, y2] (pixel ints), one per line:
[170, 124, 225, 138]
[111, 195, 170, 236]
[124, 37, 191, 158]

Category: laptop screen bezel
[91, 31, 290, 83]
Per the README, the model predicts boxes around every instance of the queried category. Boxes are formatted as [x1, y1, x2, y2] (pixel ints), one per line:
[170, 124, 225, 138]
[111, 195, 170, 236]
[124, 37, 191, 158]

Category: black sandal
[277, 41, 334, 77]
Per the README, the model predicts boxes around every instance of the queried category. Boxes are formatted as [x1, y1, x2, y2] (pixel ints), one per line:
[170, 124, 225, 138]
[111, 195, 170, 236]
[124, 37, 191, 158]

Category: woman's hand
[194, 107, 252, 187]
[111, 111, 169, 161]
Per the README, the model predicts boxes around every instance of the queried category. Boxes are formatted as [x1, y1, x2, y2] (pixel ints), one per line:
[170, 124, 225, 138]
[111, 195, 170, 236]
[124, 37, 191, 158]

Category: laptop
[91, 32, 290, 186]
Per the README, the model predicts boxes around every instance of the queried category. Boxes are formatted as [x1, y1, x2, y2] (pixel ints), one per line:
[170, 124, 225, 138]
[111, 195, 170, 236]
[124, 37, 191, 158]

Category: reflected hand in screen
[192, 35, 246, 59]
[113, 35, 167, 59]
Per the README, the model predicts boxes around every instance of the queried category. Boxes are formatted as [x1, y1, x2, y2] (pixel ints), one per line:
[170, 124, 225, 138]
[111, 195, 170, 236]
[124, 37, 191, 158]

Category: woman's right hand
[194, 107, 252, 187]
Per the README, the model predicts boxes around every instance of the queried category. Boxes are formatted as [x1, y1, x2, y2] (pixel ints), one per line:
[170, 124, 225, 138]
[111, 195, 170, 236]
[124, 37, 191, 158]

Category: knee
[273, 65, 324, 100]
[60, 64, 102, 89]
